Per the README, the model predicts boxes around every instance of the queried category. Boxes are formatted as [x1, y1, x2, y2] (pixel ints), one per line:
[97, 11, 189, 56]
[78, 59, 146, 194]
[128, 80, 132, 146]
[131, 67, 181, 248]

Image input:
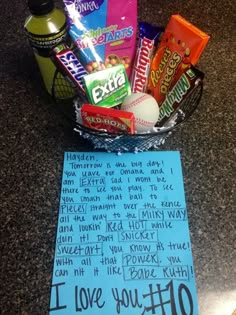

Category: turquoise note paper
[49, 151, 199, 315]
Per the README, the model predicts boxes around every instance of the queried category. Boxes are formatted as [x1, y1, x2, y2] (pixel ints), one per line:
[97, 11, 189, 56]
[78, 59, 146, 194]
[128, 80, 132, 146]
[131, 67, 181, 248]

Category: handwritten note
[49, 151, 199, 315]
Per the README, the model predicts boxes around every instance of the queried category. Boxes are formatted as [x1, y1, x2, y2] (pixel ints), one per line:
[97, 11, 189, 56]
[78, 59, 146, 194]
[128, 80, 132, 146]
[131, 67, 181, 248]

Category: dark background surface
[1, 0, 235, 314]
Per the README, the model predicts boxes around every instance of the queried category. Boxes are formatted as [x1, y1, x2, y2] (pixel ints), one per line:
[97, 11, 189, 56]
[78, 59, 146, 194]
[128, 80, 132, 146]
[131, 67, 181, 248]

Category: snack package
[63, 0, 137, 78]
[131, 22, 164, 93]
[147, 14, 210, 105]
[53, 44, 87, 93]
[156, 66, 204, 127]
[83, 64, 131, 107]
[81, 104, 135, 133]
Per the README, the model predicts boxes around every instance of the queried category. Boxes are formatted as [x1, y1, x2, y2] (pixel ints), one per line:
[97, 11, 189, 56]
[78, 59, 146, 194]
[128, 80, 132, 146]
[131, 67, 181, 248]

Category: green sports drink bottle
[24, 0, 74, 98]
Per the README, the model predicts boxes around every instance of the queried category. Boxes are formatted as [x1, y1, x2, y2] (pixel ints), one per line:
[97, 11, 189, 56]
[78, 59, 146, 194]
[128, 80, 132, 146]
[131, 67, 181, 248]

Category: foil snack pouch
[63, 0, 137, 78]
[147, 14, 210, 105]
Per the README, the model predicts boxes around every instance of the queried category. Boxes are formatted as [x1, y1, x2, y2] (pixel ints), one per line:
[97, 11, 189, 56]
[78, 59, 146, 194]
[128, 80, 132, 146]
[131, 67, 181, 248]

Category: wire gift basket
[51, 68, 203, 153]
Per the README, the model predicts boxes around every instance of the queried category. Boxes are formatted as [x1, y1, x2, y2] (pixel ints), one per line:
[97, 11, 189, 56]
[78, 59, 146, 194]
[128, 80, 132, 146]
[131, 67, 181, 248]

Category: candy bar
[81, 104, 135, 134]
[53, 47, 87, 92]
[131, 22, 163, 93]
[156, 66, 204, 127]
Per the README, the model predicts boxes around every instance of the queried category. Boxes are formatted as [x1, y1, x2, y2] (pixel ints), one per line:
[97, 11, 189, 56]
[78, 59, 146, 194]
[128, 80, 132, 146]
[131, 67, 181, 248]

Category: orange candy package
[147, 14, 210, 105]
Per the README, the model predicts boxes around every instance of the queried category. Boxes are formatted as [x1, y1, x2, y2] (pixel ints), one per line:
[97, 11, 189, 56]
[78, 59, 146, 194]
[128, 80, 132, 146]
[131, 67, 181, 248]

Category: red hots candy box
[81, 104, 135, 134]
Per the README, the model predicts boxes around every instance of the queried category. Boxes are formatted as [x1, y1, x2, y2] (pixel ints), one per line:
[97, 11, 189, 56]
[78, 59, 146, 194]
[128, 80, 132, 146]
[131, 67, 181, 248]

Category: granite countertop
[1, 0, 235, 314]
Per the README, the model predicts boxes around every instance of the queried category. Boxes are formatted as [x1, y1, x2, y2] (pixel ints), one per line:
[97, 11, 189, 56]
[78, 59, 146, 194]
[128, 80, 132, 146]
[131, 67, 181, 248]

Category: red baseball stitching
[123, 94, 152, 110]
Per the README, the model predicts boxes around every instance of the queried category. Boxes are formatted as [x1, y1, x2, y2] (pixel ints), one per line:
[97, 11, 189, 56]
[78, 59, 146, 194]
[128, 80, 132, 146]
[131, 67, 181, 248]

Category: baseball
[121, 92, 159, 133]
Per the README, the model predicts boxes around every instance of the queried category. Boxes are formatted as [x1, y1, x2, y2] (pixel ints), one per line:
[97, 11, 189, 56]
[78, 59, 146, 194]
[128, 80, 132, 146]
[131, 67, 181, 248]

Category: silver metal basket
[52, 69, 203, 152]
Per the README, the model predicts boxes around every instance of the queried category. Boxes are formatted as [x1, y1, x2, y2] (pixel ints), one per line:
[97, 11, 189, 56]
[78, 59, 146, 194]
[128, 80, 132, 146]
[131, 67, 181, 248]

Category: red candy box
[81, 104, 135, 134]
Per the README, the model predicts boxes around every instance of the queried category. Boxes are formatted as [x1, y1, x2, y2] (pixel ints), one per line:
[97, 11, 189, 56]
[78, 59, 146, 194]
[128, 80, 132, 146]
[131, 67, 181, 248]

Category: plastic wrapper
[157, 66, 204, 127]
[53, 44, 87, 93]
[131, 22, 164, 93]
[63, 0, 137, 78]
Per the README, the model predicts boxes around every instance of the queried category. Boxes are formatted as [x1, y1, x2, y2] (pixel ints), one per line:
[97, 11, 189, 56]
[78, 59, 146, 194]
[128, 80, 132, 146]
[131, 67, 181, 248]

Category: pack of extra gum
[83, 64, 131, 107]
[81, 104, 135, 134]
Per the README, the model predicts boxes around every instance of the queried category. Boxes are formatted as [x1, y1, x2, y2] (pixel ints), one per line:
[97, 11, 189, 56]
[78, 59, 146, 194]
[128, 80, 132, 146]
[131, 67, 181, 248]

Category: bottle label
[25, 23, 69, 57]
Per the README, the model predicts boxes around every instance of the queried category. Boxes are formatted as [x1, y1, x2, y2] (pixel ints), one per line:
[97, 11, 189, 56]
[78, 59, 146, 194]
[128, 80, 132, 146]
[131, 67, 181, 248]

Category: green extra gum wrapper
[83, 64, 131, 108]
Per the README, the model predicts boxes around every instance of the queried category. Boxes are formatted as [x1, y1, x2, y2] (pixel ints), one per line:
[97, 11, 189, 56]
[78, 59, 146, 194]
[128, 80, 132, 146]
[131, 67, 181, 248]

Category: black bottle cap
[27, 0, 54, 15]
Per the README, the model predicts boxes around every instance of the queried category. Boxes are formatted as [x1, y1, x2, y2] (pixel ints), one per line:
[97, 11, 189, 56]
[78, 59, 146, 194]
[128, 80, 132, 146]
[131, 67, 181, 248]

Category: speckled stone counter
[0, 0, 235, 314]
